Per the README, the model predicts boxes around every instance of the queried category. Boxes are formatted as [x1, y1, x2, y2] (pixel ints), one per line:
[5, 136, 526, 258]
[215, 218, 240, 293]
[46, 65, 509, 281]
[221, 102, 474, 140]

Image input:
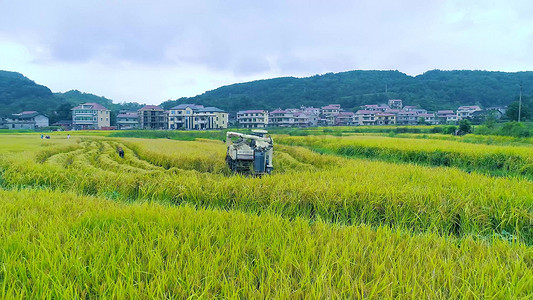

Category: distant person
[67, 134, 71, 139]
[40, 134, 44, 139]
[117, 147, 124, 158]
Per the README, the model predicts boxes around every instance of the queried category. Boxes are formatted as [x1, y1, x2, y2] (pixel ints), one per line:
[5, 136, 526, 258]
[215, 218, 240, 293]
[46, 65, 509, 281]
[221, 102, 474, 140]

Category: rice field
[277, 135, 533, 179]
[0, 132, 532, 298]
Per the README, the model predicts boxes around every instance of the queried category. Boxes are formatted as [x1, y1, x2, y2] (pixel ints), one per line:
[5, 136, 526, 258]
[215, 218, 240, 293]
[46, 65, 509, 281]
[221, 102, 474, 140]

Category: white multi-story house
[6, 111, 49, 129]
[418, 113, 438, 125]
[457, 106, 482, 120]
[362, 104, 389, 112]
[168, 104, 228, 130]
[302, 106, 320, 116]
[269, 109, 295, 127]
[354, 110, 375, 126]
[437, 110, 458, 124]
[397, 111, 419, 125]
[71, 103, 110, 130]
[320, 104, 341, 116]
[410, 108, 428, 115]
[388, 99, 403, 110]
[116, 111, 140, 130]
[293, 112, 318, 127]
[374, 113, 396, 125]
[237, 110, 268, 128]
[335, 112, 356, 126]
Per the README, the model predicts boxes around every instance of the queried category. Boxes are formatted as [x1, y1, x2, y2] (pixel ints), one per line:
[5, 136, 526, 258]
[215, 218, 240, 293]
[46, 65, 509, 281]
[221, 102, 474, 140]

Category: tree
[506, 99, 532, 121]
[484, 113, 497, 129]
[459, 119, 472, 134]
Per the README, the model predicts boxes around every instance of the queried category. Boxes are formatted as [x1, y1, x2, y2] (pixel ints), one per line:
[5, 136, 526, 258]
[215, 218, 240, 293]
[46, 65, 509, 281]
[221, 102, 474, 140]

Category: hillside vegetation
[163, 70, 533, 112]
[0, 71, 142, 123]
[2, 69, 532, 120]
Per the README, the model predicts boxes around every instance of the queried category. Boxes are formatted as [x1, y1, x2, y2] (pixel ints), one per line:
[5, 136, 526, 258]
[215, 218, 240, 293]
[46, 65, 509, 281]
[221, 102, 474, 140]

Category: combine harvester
[225, 130, 273, 176]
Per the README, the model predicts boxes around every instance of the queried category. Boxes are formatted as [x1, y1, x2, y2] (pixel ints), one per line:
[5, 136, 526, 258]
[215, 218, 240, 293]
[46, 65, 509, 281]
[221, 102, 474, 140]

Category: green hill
[162, 70, 533, 113]
[2, 69, 532, 122]
[0, 71, 58, 117]
[0, 71, 142, 124]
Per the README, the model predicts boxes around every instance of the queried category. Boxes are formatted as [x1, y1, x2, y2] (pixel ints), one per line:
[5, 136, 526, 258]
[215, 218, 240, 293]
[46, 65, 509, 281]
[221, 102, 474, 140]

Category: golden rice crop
[1, 136, 531, 244]
[277, 135, 533, 178]
[0, 188, 531, 299]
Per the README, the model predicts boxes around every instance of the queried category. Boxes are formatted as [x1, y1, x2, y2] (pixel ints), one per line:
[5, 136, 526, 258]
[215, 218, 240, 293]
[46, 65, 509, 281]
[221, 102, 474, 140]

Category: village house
[397, 111, 418, 125]
[388, 99, 403, 110]
[374, 112, 396, 125]
[237, 110, 269, 128]
[486, 107, 507, 119]
[354, 110, 375, 126]
[6, 111, 49, 129]
[168, 104, 228, 130]
[269, 109, 295, 127]
[456, 105, 482, 120]
[402, 106, 419, 112]
[362, 104, 389, 112]
[418, 113, 438, 125]
[320, 104, 341, 116]
[116, 111, 140, 130]
[335, 111, 356, 126]
[293, 112, 318, 127]
[138, 105, 168, 130]
[71, 103, 110, 130]
[437, 110, 458, 124]
[302, 106, 320, 115]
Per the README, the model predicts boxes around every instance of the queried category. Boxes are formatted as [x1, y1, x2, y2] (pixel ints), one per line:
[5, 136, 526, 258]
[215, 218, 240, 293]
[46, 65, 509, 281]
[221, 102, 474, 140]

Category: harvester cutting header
[225, 130, 273, 175]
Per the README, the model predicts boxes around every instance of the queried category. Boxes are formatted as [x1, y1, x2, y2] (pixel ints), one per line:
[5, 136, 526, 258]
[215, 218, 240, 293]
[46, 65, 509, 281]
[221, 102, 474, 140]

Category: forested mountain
[0, 71, 59, 117]
[0, 71, 142, 124]
[162, 70, 533, 113]
[2, 69, 532, 123]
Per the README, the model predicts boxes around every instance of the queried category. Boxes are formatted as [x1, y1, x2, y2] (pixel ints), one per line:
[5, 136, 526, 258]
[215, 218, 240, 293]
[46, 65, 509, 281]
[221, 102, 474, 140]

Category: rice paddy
[0, 131, 531, 298]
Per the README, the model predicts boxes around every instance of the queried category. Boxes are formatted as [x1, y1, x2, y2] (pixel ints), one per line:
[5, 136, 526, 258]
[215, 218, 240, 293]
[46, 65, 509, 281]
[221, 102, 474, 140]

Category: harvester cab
[225, 129, 273, 175]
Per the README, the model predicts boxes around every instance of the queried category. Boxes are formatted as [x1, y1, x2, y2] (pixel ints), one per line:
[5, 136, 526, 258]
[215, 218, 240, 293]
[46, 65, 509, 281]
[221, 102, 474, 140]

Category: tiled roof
[321, 104, 341, 109]
[355, 110, 375, 114]
[237, 110, 266, 114]
[139, 105, 164, 111]
[458, 106, 481, 110]
[398, 111, 418, 115]
[117, 113, 138, 118]
[170, 104, 204, 110]
[197, 107, 225, 113]
[72, 102, 109, 110]
[337, 111, 354, 116]
[11, 112, 43, 119]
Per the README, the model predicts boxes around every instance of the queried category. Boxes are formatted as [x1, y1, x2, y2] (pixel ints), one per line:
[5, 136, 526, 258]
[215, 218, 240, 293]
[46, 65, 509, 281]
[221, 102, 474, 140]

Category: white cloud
[1, 0, 532, 104]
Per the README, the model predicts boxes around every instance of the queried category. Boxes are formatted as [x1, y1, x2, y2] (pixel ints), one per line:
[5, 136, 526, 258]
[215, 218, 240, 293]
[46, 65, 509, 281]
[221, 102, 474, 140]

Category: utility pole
[518, 84, 522, 122]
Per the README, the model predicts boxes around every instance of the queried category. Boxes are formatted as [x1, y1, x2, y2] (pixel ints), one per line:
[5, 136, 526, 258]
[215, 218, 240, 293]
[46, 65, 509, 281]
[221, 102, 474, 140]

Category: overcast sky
[1, 0, 532, 104]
